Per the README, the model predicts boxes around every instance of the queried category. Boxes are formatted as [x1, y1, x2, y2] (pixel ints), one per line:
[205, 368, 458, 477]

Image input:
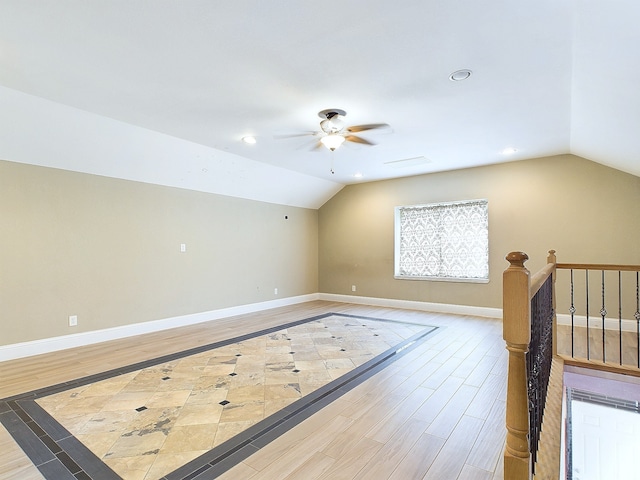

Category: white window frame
[394, 199, 489, 283]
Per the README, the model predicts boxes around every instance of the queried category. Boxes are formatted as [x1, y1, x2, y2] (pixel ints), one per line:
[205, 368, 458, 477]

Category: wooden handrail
[530, 263, 555, 298]
[556, 263, 640, 272]
[559, 355, 640, 378]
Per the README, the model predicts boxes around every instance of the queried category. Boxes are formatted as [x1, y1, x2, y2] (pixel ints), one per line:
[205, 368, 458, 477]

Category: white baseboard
[0, 293, 504, 363]
[0, 294, 320, 362]
[318, 293, 502, 319]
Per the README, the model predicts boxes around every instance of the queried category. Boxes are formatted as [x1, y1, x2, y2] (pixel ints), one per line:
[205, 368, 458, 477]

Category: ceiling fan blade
[310, 141, 325, 151]
[273, 131, 318, 139]
[345, 123, 390, 133]
[345, 135, 376, 146]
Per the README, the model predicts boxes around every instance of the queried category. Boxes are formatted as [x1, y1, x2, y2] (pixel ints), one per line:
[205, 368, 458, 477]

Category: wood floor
[0, 301, 507, 480]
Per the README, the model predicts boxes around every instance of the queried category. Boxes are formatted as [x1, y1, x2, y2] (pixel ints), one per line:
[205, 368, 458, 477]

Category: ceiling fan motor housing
[319, 109, 346, 134]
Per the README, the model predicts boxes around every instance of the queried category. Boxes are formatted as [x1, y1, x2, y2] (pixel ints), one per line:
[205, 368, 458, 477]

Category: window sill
[394, 275, 489, 284]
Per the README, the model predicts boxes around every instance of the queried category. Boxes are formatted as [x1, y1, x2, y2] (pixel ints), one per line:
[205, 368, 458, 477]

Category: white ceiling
[1, 1, 639, 207]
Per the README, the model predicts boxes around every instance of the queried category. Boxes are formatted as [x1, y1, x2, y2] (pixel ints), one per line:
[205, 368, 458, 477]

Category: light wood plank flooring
[0, 301, 506, 480]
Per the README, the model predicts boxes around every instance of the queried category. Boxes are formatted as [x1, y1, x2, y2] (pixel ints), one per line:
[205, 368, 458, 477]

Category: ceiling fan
[278, 109, 391, 151]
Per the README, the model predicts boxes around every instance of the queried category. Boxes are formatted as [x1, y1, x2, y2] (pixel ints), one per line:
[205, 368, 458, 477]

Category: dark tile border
[1, 313, 439, 480]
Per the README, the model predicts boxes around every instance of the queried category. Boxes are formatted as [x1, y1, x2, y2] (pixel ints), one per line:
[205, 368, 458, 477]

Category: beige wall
[4, 153, 639, 347]
[318, 154, 640, 310]
[0, 160, 318, 346]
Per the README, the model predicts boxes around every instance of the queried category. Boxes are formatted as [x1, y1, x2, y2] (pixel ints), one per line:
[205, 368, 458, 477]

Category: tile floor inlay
[1, 313, 438, 480]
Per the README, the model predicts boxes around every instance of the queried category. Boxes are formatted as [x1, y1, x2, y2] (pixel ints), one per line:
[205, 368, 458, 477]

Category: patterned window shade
[395, 200, 489, 280]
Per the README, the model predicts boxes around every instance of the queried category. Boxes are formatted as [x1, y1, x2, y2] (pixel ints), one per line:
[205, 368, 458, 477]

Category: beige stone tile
[219, 401, 265, 423]
[186, 389, 228, 405]
[124, 407, 179, 435]
[172, 355, 208, 367]
[155, 377, 197, 391]
[264, 383, 302, 401]
[78, 376, 134, 397]
[159, 424, 217, 453]
[51, 412, 96, 432]
[214, 420, 259, 447]
[298, 382, 326, 396]
[100, 392, 156, 412]
[144, 450, 209, 480]
[235, 354, 267, 366]
[192, 375, 230, 391]
[201, 364, 236, 376]
[174, 403, 224, 426]
[235, 344, 267, 356]
[75, 431, 121, 458]
[291, 351, 323, 361]
[265, 370, 299, 384]
[265, 360, 295, 371]
[103, 454, 156, 480]
[230, 372, 265, 387]
[227, 385, 265, 403]
[37, 390, 103, 412]
[78, 410, 138, 435]
[297, 370, 332, 383]
[325, 358, 356, 370]
[206, 355, 238, 365]
[265, 398, 297, 417]
[145, 390, 191, 408]
[266, 346, 293, 355]
[294, 360, 327, 371]
[106, 430, 167, 459]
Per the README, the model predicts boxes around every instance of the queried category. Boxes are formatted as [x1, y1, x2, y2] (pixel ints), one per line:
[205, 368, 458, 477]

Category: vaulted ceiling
[1, 1, 638, 208]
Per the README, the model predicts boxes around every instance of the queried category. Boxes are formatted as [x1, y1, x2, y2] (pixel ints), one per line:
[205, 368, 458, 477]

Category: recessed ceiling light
[502, 147, 518, 155]
[353, 172, 363, 179]
[242, 136, 256, 144]
[449, 69, 472, 81]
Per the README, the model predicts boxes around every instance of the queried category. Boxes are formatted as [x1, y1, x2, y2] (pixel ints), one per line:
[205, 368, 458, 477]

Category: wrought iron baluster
[636, 272, 640, 368]
[586, 270, 590, 360]
[619, 271, 622, 366]
[569, 269, 575, 358]
[601, 270, 607, 363]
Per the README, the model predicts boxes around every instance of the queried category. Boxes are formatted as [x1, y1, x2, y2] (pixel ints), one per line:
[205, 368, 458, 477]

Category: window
[394, 199, 489, 282]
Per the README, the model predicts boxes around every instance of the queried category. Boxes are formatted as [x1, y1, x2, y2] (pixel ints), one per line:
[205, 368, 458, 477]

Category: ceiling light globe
[320, 134, 346, 151]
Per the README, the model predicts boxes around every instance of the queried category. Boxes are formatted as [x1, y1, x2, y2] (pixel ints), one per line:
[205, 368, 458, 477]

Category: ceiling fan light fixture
[320, 133, 346, 151]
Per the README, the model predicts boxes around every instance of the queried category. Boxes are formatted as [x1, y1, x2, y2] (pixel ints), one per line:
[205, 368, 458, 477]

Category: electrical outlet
[69, 315, 78, 327]
[274, 288, 278, 295]
[180, 243, 186, 252]
[352, 285, 357, 292]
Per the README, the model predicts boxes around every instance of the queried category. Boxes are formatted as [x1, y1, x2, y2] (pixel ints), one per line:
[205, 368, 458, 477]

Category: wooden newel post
[503, 251, 532, 479]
